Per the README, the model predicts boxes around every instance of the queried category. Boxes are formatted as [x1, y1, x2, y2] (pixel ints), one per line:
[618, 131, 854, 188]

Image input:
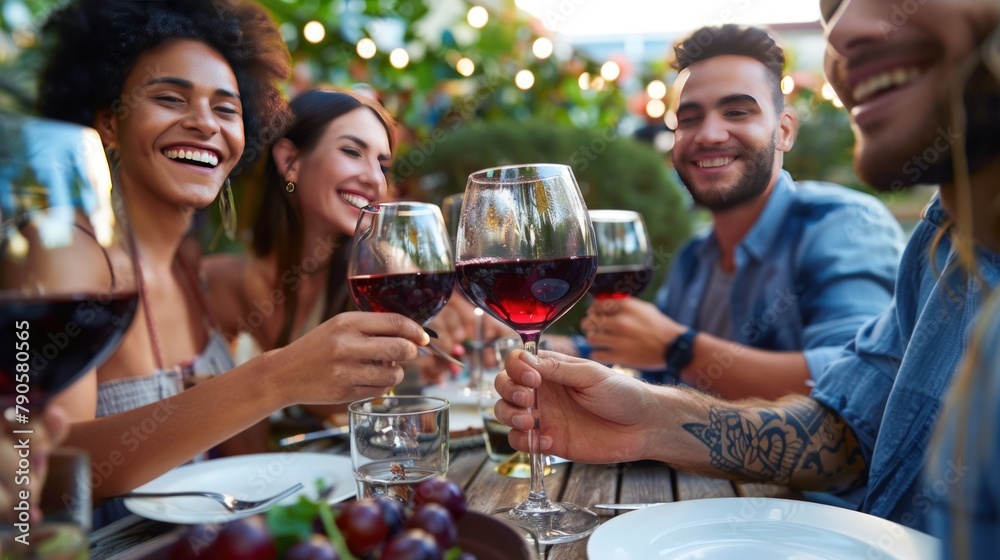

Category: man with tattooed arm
[494, 0, 1000, 534]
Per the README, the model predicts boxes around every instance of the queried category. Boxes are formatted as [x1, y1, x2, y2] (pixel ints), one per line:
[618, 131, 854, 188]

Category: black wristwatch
[663, 328, 698, 383]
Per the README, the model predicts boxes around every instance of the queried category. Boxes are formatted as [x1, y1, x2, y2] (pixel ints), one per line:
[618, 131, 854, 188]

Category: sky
[514, 0, 822, 37]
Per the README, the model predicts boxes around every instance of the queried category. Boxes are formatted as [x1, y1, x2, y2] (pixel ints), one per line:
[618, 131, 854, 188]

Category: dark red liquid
[0, 292, 138, 407]
[349, 271, 456, 325]
[589, 265, 653, 300]
[457, 256, 597, 339]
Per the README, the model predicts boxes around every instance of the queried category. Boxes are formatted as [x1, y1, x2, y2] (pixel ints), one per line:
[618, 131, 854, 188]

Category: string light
[468, 6, 489, 28]
[646, 99, 666, 118]
[578, 72, 591, 90]
[646, 80, 667, 99]
[456, 57, 475, 76]
[389, 48, 410, 69]
[515, 69, 535, 90]
[600, 61, 621, 82]
[303, 21, 325, 44]
[532, 37, 554, 60]
[356, 38, 377, 59]
[780, 75, 795, 95]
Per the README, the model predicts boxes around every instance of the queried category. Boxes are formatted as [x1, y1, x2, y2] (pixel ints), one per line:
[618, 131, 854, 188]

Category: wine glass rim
[363, 201, 443, 217]
[348, 395, 450, 416]
[468, 163, 572, 184]
[589, 209, 645, 222]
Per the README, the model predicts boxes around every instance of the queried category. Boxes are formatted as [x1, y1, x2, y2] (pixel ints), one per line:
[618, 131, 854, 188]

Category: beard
[676, 132, 777, 211]
[862, 47, 1000, 191]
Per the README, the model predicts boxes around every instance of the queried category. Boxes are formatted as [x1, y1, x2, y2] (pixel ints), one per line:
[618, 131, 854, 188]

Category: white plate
[124, 453, 355, 524]
[423, 383, 481, 407]
[587, 497, 939, 560]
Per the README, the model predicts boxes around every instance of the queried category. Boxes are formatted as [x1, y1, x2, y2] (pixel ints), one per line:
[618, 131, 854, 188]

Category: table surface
[90, 434, 801, 560]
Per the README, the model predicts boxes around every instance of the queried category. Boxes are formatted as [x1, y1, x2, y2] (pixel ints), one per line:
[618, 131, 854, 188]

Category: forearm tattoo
[682, 396, 865, 489]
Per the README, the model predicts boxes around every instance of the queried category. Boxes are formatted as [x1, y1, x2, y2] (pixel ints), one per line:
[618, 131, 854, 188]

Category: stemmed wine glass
[588, 210, 653, 300]
[442, 192, 486, 397]
[455, 164, 600, 544]
[347, 202, 457, 351]
[1, 116, 139, 412]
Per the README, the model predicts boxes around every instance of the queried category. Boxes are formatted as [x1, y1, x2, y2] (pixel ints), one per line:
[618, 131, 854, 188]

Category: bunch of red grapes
[168, 477, 473, 560]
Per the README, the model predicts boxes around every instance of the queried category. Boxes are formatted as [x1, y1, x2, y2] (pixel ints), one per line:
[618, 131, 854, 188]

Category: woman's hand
[272, 311, 429, 405]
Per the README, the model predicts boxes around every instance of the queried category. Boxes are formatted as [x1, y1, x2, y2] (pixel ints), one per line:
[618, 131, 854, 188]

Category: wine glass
[441, 192, 465, 249]
[442, 192, 487, 398]
[455, 164, 600, 544]
[347, 201, 457, 353]
[1, 116, 138, 411]
[0, 117, 138, 541]
[588, 210, 653, 300]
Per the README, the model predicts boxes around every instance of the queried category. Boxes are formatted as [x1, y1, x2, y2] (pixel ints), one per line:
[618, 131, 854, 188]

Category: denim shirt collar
[696, 170, 798, 266]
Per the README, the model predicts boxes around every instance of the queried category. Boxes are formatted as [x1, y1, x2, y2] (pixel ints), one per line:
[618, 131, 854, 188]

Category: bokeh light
[646, 99, 666, 118]
[456, 57, 475, 76]
[600, 61, 621, 82]
[389, 48, 410, 69]
[646, 80, 667, 99]
[515, 69, 535, 90]
[303, 21, 325, 44]
[468, 6, 489, 28]
[356, 38, 377, 59]
[532, 37, 554, 60]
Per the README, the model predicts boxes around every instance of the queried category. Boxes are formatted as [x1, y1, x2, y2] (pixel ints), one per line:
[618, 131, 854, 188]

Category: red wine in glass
[349, 271, 456, 326]
[588, 210, 653, 300]
[348, 202, 456, 329]
[455, 164, 600, 545]
[588, 264, 653, 300]
[457, 256, 597, 341]
[1, 117, 140, 412]
[0, 292, 138, 408]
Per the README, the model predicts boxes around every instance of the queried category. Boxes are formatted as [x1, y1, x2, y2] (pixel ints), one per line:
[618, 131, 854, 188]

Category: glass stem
[522, 338, 553, 510]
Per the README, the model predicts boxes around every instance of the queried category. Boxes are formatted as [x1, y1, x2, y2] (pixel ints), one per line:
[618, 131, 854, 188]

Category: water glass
[349, 396, 450, 506]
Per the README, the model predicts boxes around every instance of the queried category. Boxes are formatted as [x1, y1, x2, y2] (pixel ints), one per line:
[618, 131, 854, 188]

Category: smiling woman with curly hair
[32, 0, 430, 503]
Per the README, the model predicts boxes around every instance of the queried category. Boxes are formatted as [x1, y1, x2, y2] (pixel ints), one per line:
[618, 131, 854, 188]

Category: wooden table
[446, 445, 802, 560]
[89, 441, 800, 559]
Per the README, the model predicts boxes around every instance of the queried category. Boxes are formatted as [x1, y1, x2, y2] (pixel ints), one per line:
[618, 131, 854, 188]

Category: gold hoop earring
[218, 178, 237, 241]
[284, 180, 296, 193]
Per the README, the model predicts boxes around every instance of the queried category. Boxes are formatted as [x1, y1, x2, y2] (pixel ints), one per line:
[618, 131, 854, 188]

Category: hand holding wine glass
[348, 202, 457, 377]
[455, 164, 600, 544]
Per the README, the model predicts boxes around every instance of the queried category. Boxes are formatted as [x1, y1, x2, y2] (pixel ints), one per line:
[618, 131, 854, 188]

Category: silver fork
[118, 482, 304, 513]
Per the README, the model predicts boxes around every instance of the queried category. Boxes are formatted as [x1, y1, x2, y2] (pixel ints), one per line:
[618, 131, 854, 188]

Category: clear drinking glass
[587, 210, 653, 300]
[349, 396, 450, 506]
[455, 164, 600, 544]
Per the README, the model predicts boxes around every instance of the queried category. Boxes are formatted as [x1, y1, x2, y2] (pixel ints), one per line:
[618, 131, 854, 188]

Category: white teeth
[852, 67, 922, 103]
[340, 192, 370, 208]
[165, 148, 219, 167]
[696, 157, 735, 168]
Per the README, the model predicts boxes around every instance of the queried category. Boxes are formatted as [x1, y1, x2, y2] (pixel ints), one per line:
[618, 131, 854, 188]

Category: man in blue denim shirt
[582, 26, 903, 400]
[492, 0, 1000, 538]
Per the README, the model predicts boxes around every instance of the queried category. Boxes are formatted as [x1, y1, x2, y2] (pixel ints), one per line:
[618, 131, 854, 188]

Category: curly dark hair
[253, 88, 396, 347]
[674, 24, 786, 111]
[35, 0, 291, 175]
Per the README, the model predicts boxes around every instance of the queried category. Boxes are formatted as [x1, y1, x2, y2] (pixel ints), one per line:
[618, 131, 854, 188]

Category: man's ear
[93, 107, 118, 148]
[777, 106, 798, 152]
[271, 138, 299, 180]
